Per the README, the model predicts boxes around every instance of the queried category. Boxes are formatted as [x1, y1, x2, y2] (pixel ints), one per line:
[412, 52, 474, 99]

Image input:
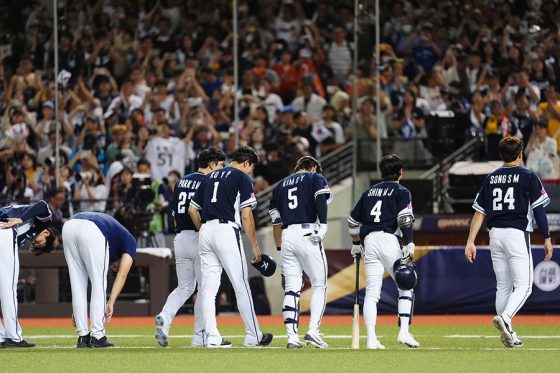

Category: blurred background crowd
[1, 0, 560, 237]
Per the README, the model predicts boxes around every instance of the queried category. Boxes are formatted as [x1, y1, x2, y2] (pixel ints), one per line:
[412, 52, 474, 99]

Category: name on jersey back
[282, 174, 306, 187]
[210, 170, 233, 179]
[368, 187, 395, 197]
[177, 179, 201, 189]
[489, 174, 520, 184]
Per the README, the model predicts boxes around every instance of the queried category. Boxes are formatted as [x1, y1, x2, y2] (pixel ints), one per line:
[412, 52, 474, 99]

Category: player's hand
[465, 242, 477, 263]
[251, 245, 262, 264]
[351, 244, 364, 258]
[309, 224, 328, 244]
[0, 218, 23, 229]
[544, 238, 553, 261]
[403, 242, 415, 260]
[104, 303, 114, 323]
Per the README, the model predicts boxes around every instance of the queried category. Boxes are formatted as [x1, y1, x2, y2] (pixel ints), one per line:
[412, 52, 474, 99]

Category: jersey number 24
[492, 187, 515, 211]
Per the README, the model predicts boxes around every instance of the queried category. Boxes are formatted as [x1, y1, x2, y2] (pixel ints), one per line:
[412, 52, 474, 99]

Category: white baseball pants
[198, 220, 262, 346]
[363, 232, 413, 340]
[489, 227, 533, 326]
[281, 224, 328, 337]
[63, 219, 109, 339]
[160, 230, 203, 342]
[0, 228, 23, 342]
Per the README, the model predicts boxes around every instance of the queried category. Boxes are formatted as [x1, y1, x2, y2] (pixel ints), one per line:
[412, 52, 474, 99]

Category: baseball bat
[351, 254, 361, 349]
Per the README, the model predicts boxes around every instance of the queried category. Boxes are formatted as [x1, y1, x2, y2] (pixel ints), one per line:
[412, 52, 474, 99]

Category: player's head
[231, 146, 260, 174]
[30, 226, 60, 256]
[197, 147, 227, 171]
[379, 154, 403, 181]
[499, 136, 524, 163]
[294, 155, 322, 173]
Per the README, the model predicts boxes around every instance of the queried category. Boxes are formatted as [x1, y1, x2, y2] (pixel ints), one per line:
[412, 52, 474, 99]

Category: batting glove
[351, 244, 364, 258]
[309, 224, 328, 244]
[402, 242, 415, 260]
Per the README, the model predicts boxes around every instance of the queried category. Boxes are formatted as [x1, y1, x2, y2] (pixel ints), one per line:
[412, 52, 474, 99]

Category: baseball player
[0, 200, 58, 348]
[188, 147, 273, 348]
[269, 156, 332, 349]
[465, 136, 554, 348]
[63, 212, 137, 348]
[155, 147, 226, 347]
[348, 154, 419, 349]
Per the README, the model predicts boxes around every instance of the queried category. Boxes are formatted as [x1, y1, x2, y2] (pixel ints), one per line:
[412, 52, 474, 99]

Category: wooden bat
[351, 254, 361, 349]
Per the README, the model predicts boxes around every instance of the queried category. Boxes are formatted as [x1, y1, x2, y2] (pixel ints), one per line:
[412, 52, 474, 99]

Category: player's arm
[273, 225, 282, 250]
[105, 253, 134, 322]
[188, 204, 202, 231]
[397, 190, 415, 259]
[241, 207, 261, 263]
[530, 175, 553, 260]
[465, 211, 485, 263]
[269, 189, 283, 250]
[188, 182, 205, 230]
[348, 195, 364, 257]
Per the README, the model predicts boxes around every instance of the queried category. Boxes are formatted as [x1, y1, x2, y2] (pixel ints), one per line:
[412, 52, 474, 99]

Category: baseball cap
[251, 254, 277, 277]
[43, 101, 55, 110]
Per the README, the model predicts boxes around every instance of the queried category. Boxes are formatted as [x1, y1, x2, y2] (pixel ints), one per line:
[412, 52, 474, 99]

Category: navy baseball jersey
[0, 200, 52, 246]
[269, 172, 331, 227]
[190, 166, 256, 226]
[71, 212, 137, 262]
[472, 166, 550, 231]
[173, 172, 205, 233]
[348, 182, 413, 241]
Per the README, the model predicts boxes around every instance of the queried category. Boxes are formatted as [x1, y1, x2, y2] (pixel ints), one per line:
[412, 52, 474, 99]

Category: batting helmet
[393, 258, 417, 290]
[251, 254, 277, 277]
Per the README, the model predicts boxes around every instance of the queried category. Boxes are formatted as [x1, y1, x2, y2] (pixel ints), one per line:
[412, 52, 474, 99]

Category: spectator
[46, 187, 68, 231]
[313, 104, 344, 157]
[291, 79, 326, 121]
[145, 121, 192, 180]
[325, 26, 352, 87]
[525, 121, 559, 179]
[538, 85, 560, 149]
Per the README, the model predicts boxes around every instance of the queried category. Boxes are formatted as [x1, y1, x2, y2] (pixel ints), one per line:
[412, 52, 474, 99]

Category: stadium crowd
[1, 0, 560, 235]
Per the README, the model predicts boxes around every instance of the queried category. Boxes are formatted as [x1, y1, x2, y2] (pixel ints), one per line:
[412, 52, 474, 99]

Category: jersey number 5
[370, 200, 382, 222]
[177, 191, 195, 213]
[492, 187, 515, 211]
[288, 187, 298, 209]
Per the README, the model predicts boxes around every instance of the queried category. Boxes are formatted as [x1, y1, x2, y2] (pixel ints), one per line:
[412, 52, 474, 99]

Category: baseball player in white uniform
[188, 147, 273, 348]
[269, 156, 332, 349]
[154, 148, 226, 347]
[0, 201, 58, 348]
[466, 137, 554, 348]
[63, 212, 137, 348]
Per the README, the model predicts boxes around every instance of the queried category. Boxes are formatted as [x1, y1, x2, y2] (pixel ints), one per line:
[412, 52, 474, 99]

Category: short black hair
[379, 154, 403, 181]
[197, 147, 227, 169]
[137, 158, 151, 169]
[294, 156, 322, 173]
[31, 226, 60, 256]
[499, 136, 524, 163]
[231, 146, 259, 166]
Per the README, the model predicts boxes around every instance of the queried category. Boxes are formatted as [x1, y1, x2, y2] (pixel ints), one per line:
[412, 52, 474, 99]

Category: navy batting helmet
[251, 254, 277, 277]
[393, 258, 417, 290]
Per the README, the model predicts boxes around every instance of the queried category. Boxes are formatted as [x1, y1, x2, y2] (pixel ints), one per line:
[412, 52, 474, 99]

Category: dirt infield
[19, 314, 560, 328]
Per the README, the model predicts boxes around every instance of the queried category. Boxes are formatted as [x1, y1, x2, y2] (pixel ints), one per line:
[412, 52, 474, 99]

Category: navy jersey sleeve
[529, 173, 550, 209]
[171, 180, 180, 217]
[190, 178, 206, 210]
[268, 186, 282, 225]
[312, 174, 332, 204]
[239, 173, 257, 210]
[473, 180, 488, 215]
[397, 188, 413, 218]
[122, 230, 137, 260]
[0, 200, 52, 222]
[348, 193, 365, 226]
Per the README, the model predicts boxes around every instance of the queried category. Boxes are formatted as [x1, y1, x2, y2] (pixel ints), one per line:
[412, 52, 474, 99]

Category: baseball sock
[364, 298, 378, 341]
[398, 290, 414, 334]
[283, 290, 300, 338]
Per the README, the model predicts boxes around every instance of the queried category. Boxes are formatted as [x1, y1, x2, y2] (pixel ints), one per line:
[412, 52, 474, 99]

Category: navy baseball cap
[251, 254, 277, 277]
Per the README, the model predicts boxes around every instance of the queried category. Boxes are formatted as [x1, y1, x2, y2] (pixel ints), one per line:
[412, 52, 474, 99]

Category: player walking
[155, 147, 226, 347]
[0, 201, 58, 348]
[269, 156, 331, 349]
[465, 136, 554, 348]
[63, 212, 137, 348]
[188, 147, 273, 348]
[348, 154, 419, 349]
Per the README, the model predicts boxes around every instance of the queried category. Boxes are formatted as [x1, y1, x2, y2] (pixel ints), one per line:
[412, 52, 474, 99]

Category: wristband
[352, 239, 361, 245]
[276, 246, 281, 251]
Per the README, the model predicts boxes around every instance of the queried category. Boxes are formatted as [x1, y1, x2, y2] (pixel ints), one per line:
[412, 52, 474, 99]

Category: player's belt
[285, 223, 319, 231]
[206, 219, 240, 228]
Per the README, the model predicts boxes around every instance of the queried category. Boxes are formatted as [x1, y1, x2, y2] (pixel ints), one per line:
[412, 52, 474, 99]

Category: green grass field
[2, 324, 560, 372]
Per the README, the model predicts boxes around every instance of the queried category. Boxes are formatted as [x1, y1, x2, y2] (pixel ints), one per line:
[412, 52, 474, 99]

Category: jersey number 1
[492, 187, 515, 211]
[370, 200, 382, 222]
[211, 182, 219, 203]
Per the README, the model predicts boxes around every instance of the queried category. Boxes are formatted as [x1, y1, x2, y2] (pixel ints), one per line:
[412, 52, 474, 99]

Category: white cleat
[397, 332, 420, 348]
[207, 339, 232, 348]
[191, 332, 204, 347]
[511, 332, 523, 348]
[304, 332, 329, 349]
[366, 339, 386, 349]
[493, 315, 514, 348]
[154, 314, 169, 347]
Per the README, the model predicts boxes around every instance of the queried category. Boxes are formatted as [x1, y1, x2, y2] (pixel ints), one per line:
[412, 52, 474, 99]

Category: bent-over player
[188, 147, 273, 348]
[348, 154, 419, 349]
[155, 147, 226, 347]
[0, 201, 58, 348]
[63, 212, 137, 348]
[269, 156, 331, 349]
[465, 136, 554, 348]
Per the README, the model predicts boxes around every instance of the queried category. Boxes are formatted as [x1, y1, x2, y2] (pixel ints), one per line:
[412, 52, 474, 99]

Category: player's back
[271, 172, 330, 227]
[473, 166, 550, 232]
[173, 172, 205, 232]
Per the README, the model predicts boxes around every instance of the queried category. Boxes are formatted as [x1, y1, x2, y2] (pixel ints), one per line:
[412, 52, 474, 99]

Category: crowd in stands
[1, 0, 560, 236]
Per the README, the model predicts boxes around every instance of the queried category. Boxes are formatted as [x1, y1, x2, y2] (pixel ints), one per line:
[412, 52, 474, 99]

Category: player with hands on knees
[269, 156, 332, 349]
[465, 136, 554, 348]
[348, 154, 419, 349]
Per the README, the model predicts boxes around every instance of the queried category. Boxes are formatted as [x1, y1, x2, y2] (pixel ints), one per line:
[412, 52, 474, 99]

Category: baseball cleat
[366, 339, 386, 350]
[89, 336, 114, 348]
[207, 339, 232, 348]
[3, 339, 35, 348]
[287, 337, 305, 349]
[77, 334, 91, 348]
[191, 333, 204, 347]
[397, 332, 420, 348]
[512, 332, 524, 347]
[0, 341, 5, 348]
[155, 314, 169, 347]
[493, 315, 514, 348]
[257, 333, 274, 347]
[304, 332, 329, 349]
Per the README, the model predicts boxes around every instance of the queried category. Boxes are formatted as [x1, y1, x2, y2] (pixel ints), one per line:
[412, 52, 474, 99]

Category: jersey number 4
[492, 187, 515, 211]
[177, 191, 195, 213]
[370, 200, 382, 222]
